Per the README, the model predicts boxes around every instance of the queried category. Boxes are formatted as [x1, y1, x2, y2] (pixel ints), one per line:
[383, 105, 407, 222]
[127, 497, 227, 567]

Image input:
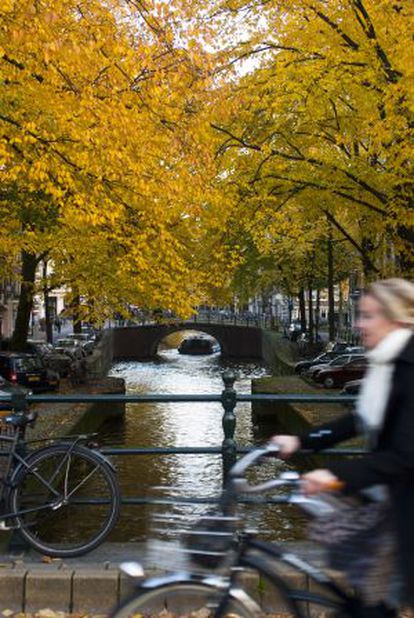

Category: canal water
[98, 332, 306, 544]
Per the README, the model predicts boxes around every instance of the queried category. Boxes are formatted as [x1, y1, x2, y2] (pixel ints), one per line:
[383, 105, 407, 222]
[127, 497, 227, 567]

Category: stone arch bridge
[111, 322, 263, 360]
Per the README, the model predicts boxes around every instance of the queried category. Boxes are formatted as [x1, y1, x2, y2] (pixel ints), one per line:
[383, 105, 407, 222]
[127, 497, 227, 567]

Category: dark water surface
[99, 341, 305, 543]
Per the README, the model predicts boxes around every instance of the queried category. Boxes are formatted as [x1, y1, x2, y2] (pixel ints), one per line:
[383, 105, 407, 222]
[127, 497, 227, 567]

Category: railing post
[11, 390, 28, 415]
[221, 370, 237, 482]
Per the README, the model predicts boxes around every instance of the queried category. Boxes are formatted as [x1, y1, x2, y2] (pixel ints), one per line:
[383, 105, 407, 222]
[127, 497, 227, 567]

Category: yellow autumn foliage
[185, 0, 413, 280]
[0, 0, 236, 320]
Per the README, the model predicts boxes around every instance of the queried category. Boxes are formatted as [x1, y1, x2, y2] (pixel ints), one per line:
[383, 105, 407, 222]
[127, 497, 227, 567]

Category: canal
[97, 331, 306, 543]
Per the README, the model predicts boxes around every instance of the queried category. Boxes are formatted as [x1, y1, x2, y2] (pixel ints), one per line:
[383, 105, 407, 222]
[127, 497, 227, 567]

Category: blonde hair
[365, 278, 414, 328]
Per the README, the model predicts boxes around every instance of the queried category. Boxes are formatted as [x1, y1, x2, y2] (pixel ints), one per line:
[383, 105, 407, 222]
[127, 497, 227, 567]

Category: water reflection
[98, 345, 305, 542]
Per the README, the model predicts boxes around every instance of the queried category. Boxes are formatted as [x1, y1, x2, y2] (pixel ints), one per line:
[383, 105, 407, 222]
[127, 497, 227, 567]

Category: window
[13, 357, 42, 371]
[330, 356, 349, 366]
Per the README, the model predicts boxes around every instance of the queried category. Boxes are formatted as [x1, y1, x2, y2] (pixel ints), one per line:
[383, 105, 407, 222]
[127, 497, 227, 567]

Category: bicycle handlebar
[229, 444, 279, 479]
[228, 446, 344, 496]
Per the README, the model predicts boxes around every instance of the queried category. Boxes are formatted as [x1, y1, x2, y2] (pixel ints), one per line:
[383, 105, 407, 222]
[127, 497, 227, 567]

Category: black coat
[300, 335, 414, 604]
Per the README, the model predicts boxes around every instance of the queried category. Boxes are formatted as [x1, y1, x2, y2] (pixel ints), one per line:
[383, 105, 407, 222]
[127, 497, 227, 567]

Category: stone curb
[0, 563, 348, 615]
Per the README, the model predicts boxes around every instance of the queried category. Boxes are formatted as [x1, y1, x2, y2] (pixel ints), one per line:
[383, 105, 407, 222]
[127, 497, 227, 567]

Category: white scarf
[357, 328, 413, 440]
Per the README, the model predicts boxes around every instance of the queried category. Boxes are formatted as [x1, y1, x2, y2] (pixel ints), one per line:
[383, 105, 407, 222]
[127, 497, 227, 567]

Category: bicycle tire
[8, 443, 120, 557]
[112, 581, 257, 618]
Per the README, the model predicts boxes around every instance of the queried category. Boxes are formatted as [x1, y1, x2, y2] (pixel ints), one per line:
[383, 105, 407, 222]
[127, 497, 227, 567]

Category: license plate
[28, 376, 40, 382]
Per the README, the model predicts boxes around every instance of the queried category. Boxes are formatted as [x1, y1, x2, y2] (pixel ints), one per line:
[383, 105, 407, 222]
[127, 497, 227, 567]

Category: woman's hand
[301, 469, 343, 495]
[269, 435, 301, 459]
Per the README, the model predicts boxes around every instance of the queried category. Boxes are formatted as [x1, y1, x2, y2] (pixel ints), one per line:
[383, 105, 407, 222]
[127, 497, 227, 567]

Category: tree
[0, 0, 234, 345]
[189, 0, 413, 279]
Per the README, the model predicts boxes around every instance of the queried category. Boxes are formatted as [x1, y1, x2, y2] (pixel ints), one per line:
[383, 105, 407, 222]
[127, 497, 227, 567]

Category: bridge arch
[152, 327, 224, 357]
[111, 322, 263, 360]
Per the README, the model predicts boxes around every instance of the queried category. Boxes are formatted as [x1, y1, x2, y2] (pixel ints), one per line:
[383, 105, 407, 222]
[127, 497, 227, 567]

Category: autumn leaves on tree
[0, 0, 412, 338]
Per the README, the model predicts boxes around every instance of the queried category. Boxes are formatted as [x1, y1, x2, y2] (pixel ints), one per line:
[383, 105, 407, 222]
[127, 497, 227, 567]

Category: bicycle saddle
[5, 411, 37, 427]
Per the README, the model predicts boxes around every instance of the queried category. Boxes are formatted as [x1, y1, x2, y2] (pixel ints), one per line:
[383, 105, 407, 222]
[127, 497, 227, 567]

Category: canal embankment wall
[28, 329, 123, 441]
[260, 329, 323, 375]
[256, 331, 360, 466]
[30, 376, 125, 442]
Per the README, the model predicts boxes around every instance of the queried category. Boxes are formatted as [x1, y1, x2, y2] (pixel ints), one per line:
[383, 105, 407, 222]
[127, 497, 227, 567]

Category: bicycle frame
[236, 534, 358, 614]
[121, 443, 364, 617]
[0, 426, 113, 529]
[127, 533, 359, 618]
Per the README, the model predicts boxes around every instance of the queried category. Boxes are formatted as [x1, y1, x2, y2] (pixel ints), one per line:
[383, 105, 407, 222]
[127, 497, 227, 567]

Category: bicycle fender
[56, 442, 118, 474]
[136, 572, 206, 590]
[10, 442, 117, 483]
[132, 571, 262, 615]
[82, 446, 117, 473]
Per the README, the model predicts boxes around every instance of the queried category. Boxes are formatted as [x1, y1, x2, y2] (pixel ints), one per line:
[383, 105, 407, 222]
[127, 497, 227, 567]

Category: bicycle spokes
[10, 446, 119, 555]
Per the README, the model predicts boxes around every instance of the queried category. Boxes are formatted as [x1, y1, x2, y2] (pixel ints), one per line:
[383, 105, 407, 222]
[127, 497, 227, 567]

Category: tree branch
[322, 209, 379, 273]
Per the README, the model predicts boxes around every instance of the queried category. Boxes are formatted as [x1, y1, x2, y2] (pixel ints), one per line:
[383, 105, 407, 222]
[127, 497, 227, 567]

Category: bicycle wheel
[8, 443, 120, 557]
[113, 581, 257, 618]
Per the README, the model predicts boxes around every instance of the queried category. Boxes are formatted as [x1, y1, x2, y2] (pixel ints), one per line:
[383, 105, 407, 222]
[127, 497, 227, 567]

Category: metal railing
[108, 313, 279, 330]
[0, 372, 361, 508]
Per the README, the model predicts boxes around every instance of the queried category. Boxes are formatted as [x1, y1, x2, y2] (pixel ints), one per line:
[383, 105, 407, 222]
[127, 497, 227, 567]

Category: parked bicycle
[0, 403, 120, 557]
[113, 445, 364, 618]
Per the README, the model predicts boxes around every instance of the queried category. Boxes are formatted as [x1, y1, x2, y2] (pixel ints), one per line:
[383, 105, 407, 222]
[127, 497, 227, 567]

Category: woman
[271, 278, 414, 612]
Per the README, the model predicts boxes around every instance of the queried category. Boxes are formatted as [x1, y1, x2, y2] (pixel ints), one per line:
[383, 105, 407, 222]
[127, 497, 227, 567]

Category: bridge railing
[108, 312, 279, 330]
[1, 372, 361, 510]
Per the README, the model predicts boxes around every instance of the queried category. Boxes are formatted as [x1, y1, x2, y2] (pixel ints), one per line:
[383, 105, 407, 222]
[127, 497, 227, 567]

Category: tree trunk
[298, 287, 307, 332]
[338, 284, 344, 340]
[315, 288, 320, 341]
[308, 284, 314, 343]
[72, 290, 82, 334]
[361, 236, 377, 277]
[43, 260, 53, 344]
[11, 251, 38, 351]
[327, 234, 335, 341]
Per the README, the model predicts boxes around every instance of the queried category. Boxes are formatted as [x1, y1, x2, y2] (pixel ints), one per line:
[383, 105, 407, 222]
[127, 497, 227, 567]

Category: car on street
[325, 341, 349, 354]
[305, 353, 366, 381]
[64, 333, 95, 354]
[55, 338, 87, 361]
[26, 340, 72, 377]
[0, 352, 59, 392]
[313, 357, 368, 389]
[341, 379, 363, 395]
[325, 342, 364, 354]
[295, 352, 339, 374]
[80, 325, 99, 341]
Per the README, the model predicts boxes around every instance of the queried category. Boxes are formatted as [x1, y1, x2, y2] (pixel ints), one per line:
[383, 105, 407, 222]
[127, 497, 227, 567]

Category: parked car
[80, 326, 98, 341]
[0, 377, 31, 412]
[314, 357, 368, 389]
[325, 342, 364, 354]
[64, 334, 95, 354]
[26, 340, 53, 356]
[55, 338, 87, 361]
[26, 340, 72, 377]
[341, 379, 363, 395]
[305, 353, 366, 380]
[344, 346, 365, 354]
[295, 352, 339, 374]
[325, 341, 351, 354]
[0, 352, 59, 392]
